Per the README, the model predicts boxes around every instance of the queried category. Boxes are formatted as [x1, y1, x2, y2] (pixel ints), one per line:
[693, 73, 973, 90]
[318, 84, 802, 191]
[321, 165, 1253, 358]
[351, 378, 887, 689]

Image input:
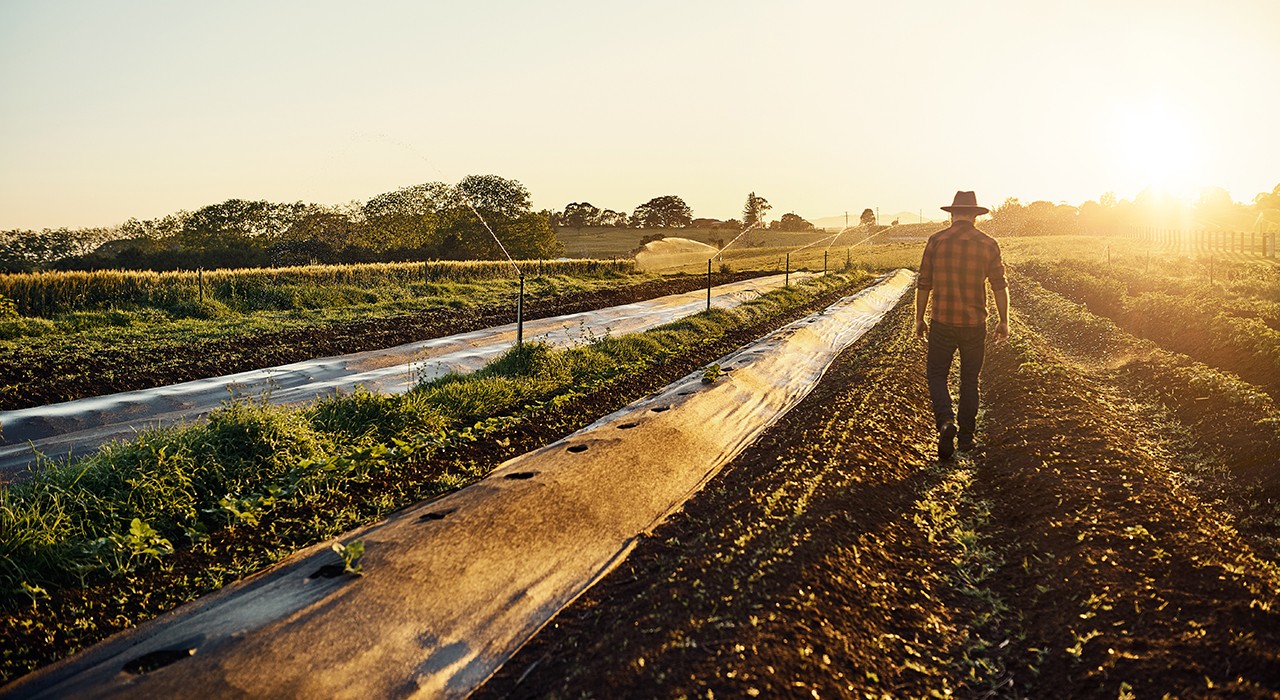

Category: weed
[701, 364, 722, 384]
[332, 540, 365, 576]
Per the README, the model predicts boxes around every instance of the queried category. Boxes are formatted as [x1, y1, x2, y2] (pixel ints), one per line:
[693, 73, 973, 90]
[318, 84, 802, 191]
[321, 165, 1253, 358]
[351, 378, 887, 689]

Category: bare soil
[477, 286, 1280, 697]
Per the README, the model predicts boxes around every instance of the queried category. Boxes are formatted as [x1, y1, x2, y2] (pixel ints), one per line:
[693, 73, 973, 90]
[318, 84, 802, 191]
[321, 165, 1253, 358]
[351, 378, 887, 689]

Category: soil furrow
[975, 309, 1280, 696]
[478, 300, 1005, 698]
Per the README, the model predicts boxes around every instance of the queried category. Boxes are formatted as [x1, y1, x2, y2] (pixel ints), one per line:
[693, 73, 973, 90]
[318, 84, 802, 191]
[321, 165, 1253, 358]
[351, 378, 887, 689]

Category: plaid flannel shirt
[917, 221, 1007, 327]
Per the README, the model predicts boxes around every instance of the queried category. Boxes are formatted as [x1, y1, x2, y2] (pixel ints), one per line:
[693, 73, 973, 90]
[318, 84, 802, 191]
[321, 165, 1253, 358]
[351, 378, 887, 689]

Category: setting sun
[1111, 103, 1204, 197]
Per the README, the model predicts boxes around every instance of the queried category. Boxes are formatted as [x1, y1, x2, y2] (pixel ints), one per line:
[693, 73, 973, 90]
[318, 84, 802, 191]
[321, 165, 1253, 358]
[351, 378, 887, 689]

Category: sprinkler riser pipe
[517, 274, 525, 347]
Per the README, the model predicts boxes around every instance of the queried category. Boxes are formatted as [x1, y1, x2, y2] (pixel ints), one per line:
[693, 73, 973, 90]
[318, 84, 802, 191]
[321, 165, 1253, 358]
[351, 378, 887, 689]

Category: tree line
[0, 183, 824, 272]
[0, 175, 563, 273]
[557, 192, 815, 233]
[983, 183, 1280, 237]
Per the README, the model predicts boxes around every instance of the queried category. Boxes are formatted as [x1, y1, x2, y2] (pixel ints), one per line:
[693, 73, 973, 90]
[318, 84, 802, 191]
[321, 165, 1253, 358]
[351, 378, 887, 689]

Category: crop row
[0, 258, 635, 318]
[1017, 259, 1280, 397]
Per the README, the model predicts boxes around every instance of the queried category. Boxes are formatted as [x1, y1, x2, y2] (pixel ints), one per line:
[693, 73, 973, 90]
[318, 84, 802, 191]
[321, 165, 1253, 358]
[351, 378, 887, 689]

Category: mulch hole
[567, 444, 590, 453]
[123, 648, 196, 675]
[505, 471, 539, 478]
[651, 405, 671, 413]
[418, 508, 456, 522]
[309, 564, 346, 579]
[617, 422, 639, 430]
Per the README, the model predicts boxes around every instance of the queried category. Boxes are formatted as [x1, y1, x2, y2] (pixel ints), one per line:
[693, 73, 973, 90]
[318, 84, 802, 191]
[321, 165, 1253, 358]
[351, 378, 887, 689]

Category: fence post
[198, 268, 204, 303]
[785, 252, 790, 288]
[707, 258, 712, 311]
[824, 250, 828, 276]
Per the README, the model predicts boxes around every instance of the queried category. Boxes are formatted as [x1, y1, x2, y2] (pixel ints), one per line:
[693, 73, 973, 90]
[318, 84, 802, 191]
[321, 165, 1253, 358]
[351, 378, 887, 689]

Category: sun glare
[1112, 103, 1203, 197]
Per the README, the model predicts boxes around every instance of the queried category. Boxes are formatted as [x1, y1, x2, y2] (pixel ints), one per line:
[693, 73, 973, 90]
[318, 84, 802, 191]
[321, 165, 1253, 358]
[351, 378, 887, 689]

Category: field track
[479, 282, 1280, 697]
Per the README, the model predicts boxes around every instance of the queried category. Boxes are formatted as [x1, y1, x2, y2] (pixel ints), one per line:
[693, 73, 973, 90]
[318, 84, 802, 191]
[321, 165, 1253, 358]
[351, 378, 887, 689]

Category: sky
[2, 0, 1278, 230]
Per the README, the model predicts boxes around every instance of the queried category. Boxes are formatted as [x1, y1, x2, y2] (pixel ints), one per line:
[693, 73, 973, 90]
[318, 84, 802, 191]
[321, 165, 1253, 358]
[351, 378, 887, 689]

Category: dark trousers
[926, 321, 986, 437]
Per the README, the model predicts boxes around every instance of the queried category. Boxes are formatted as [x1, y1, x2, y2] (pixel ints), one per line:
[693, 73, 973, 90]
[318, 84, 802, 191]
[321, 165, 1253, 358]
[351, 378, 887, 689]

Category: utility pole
[876, 207, 880, 225]
[844, 211, 848, 228]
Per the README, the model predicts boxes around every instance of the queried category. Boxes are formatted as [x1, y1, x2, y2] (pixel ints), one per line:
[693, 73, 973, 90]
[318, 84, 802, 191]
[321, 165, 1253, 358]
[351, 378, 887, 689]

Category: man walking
[914, 191, 1009, 460]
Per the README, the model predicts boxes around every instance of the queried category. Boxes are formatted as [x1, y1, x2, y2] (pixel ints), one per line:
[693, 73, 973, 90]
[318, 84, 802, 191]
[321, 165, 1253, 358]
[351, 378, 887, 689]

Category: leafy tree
[0, 227, 114, 271]
[598, 209, 628, 228]
[363, 183, 454, 251]
[632, 195, 692, 228]
[457, 174, 531, 220]
[742, 192, 771, 229]
[180, 199, 303, 250]
[771, 213, 814, 232]
[1253, 183, 1280, 212]
[119, 211, 192, 241]
[561, 202, 603, 228]
[282, 203, 361, 253]
[859, 208, 876, 226]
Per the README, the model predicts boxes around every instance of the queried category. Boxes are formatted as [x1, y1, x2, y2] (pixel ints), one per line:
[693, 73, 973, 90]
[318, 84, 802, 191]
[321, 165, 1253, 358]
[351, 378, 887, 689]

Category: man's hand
[915, 318, 928, 340]
[994, 320, 1009, 341]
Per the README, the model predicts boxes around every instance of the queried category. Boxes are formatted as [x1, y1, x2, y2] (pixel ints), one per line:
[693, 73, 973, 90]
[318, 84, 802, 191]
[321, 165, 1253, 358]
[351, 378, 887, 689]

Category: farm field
[0, 260, 771, 411]
[0, 269, 874, 684]
[479, 256, 1280, 698]
[4, 235, 1280, 696]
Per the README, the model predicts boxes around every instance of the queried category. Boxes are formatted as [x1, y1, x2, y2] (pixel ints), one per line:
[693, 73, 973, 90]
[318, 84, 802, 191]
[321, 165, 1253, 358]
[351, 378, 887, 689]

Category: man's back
[918, 221, 1006, 327]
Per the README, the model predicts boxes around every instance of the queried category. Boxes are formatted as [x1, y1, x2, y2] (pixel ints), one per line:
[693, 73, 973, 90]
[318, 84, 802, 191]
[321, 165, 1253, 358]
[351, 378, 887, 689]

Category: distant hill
[811, 212, 942, 229]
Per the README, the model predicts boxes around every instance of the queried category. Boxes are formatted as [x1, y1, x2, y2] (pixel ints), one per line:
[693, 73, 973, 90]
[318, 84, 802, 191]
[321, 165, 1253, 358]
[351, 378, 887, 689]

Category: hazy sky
[2, 0, 1278, 229]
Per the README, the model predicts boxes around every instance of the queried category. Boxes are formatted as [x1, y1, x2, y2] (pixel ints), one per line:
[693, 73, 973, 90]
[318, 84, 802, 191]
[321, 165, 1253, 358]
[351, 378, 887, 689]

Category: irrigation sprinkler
[706, 258, 712, 311]
[517, 272, 525, 347]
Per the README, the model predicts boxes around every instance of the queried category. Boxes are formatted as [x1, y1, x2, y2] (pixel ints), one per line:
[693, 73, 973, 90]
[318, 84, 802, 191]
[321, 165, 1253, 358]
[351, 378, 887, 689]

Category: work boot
[957, 434, 975, 452]
[938, 421, 957, 461]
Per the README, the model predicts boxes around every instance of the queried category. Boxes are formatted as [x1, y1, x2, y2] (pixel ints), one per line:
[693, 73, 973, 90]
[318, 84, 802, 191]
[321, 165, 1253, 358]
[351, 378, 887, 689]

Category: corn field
[0, 258, 635, 317]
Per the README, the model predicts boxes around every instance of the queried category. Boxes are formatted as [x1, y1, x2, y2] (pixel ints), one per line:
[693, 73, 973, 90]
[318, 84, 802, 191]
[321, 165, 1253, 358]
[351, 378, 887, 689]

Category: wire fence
[1134, 227, 1279, 258]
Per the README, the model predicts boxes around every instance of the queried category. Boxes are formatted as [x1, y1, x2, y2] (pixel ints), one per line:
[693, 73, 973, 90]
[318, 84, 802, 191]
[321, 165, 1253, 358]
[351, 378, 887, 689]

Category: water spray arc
[705, 220, 763, 310]
[364, 133, 528, 348]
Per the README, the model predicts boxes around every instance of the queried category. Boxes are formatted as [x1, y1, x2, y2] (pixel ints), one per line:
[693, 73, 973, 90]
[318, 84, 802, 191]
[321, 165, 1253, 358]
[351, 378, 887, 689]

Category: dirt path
[477, 287, 1280, 697]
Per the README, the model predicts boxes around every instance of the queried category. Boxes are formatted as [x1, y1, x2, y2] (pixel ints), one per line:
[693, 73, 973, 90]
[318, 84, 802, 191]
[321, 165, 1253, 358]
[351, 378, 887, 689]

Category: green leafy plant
[18, 581, 48, 609]
[701, 364, 722, 384]
[332, 540, 365, 576]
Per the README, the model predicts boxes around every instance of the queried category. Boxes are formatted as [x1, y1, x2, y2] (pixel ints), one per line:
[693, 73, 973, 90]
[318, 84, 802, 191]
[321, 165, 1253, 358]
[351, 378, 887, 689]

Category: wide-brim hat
[941, 190, 989, 215]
